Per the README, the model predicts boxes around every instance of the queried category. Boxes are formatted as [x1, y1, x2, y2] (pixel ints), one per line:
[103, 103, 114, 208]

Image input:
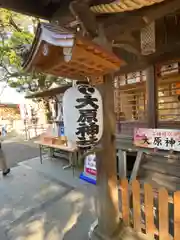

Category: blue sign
[79, 153, 96, 185]
[58, 124, 65, 137]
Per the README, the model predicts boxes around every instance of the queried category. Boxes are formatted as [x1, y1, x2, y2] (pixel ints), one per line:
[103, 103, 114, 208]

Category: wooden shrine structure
[25, 84, 72, 99]
[2, 0, 180, 239]
[0, 103, 21, 120]
[25, 84, 72, 122]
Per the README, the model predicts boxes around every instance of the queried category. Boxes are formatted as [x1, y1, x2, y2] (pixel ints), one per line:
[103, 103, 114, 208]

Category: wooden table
[34, 141, 78, 171]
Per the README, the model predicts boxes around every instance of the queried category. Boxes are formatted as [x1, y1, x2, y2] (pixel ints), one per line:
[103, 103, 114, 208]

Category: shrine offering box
[43, 136, 54, 144]
[60, 136, 68, 145]
[53, 137, 63, 145]
[49, 136, 68, 146]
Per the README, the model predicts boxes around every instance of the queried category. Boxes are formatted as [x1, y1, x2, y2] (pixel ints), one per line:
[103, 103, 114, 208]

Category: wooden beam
[0, 0, 51, 19]
[48, 0, 73, 25]
[69, 1, 98, 37]
[112, 32, 142, 57]
[144, 0, 180, 23]
[96, 75, 119, 237]
[115, 59, 149, 75]
[52, 0, 98, 31]
[25, 85, 72, 99]
[130, 151, 144, 183]
[117, 150, 127, 178]
[104, 0, 180, 39]
[115, 41, 180, 75]
[105, 16, 145, 40]
[114, 32, 139, 44]
[146, 66, 157, 128]
[113, 43, 141, 57]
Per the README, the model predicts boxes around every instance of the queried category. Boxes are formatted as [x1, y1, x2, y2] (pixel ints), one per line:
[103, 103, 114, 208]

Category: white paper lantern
[63, 84, 103, 147]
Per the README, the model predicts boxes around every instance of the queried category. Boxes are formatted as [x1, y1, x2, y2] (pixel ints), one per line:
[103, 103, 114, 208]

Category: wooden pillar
[146, 66, 157, 128]
[117, 150, 127, 178]
[96, 74, 119, 237]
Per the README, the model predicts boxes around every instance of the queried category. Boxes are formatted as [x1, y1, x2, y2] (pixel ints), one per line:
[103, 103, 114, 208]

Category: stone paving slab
[7, 189, 95, 240]
[0, 164, 71, 230]
[0, 154, 97, 240]
[19, 155, 96, 193]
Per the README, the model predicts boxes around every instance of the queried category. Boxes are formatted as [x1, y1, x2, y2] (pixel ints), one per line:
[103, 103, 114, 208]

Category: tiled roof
[22, 23, 75, 71]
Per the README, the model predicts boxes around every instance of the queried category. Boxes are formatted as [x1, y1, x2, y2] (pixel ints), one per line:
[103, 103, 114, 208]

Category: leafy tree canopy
[0, 9, 68, 95]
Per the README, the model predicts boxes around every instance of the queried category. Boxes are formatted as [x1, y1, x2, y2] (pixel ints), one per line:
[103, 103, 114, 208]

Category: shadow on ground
[0, 158, 96, 240]
[7, 189, 95, 240]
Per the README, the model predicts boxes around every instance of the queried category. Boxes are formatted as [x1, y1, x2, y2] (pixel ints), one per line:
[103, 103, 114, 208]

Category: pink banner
[134, 128, 180, 151]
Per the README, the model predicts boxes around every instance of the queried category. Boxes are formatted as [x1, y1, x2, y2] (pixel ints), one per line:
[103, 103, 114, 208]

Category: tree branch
[9, 16, 22, 32]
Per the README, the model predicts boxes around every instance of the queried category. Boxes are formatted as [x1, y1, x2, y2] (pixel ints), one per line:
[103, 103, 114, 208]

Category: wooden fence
[119, 179, 180, 240]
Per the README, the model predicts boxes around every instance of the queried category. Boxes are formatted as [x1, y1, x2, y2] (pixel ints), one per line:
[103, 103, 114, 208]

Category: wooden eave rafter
[104, 0, 180, 40]
[51, 0, 180, 39]
[23, 23, 76, 70]
[23, 23, 124, 80]
[116, 41, 180, 75]
[2, 0, 179, 34]
[2, 0, 180, 75]
[25, 84, 72, 99]
[66, 0, 180, 61]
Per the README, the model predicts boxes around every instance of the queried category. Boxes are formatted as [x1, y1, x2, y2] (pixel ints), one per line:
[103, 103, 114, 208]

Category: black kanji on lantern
[76, 123, 99, 145]
[75, 85, 100, 146]
[76, 123, 99, 137]
[76, 85, 99, 110]
[77, 109, 97, 124]
[165, 138, 176, 148]
[153, 137, 162, 146]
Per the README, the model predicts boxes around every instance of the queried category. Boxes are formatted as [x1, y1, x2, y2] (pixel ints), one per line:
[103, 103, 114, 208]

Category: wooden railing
[119, 179, 180, 239]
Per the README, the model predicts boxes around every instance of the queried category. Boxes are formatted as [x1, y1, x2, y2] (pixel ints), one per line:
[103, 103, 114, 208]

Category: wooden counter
[34, 140, 77, 152]
[34, 140, 78, 171]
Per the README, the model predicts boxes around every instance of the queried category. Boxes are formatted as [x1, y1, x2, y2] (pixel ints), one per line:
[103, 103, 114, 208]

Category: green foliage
[9, 31, 33, 46]
[0, 9, 14, 28]
[0, 9, 34, 69]
[0, 9, 67, 94]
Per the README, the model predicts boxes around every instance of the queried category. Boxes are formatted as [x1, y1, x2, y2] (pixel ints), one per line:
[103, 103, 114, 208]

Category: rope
[90, 0, 165, 14]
